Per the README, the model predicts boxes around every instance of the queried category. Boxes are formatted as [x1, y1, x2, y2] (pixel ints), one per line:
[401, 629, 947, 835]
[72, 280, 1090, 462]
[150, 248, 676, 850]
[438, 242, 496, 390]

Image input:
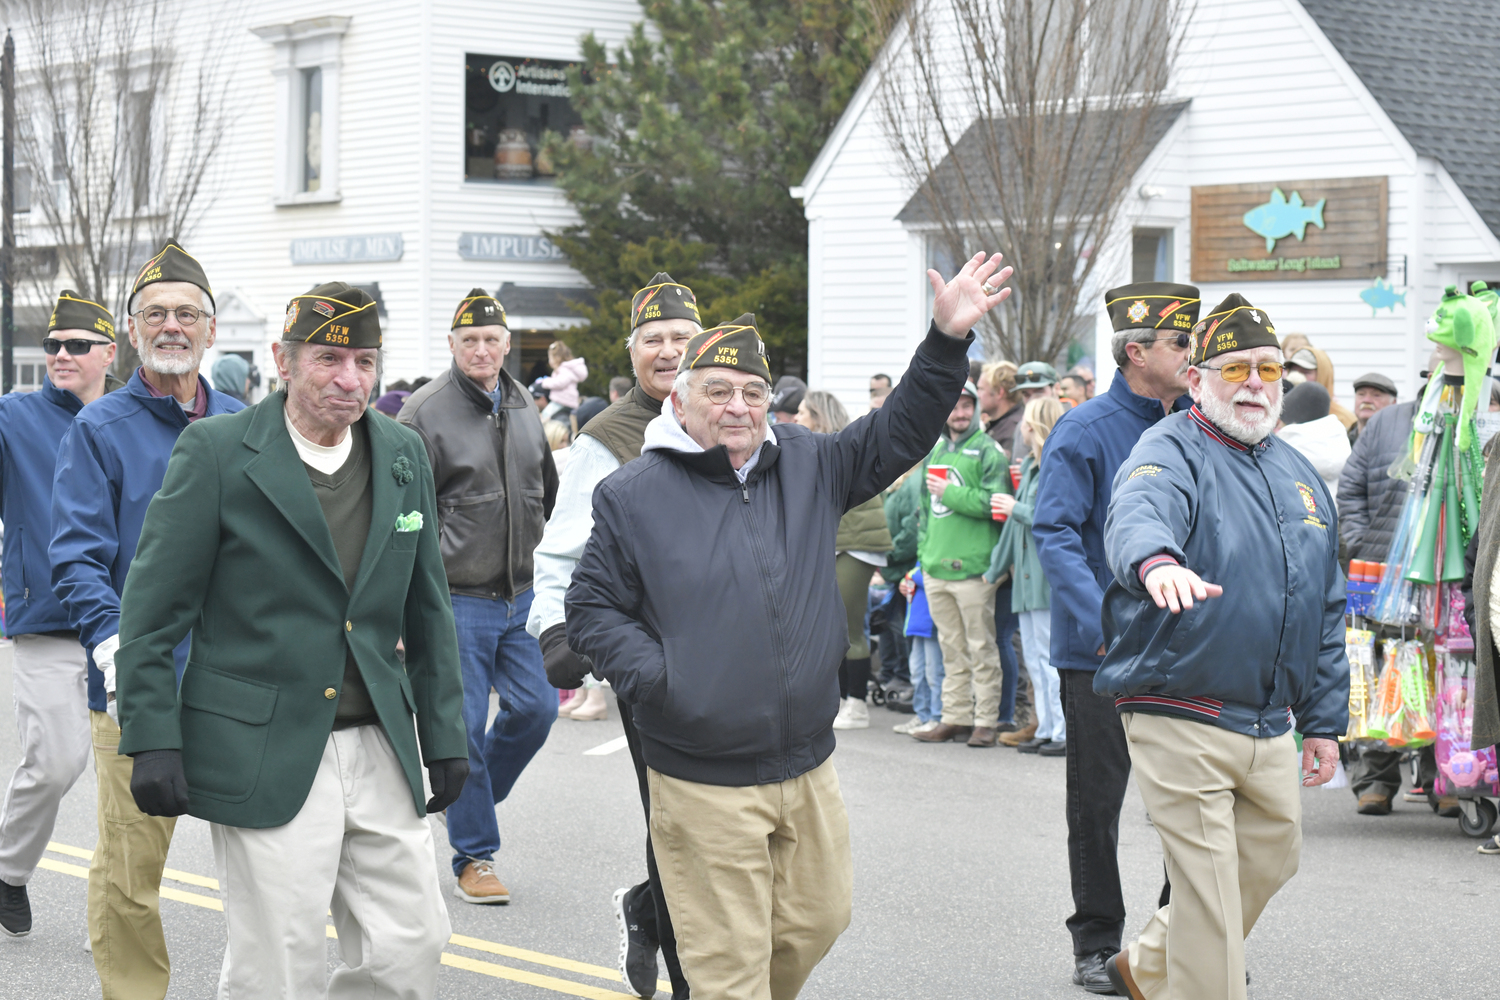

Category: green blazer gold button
[345, 620, 353, 631]
[324, 688, 337, 699]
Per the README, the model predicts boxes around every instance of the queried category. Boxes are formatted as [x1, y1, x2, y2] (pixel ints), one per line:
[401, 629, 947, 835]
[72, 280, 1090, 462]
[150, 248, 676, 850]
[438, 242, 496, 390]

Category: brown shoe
[453, 860, 511, 904]
[999, 721, 1038, 747]
[1437, 795, 1462, 818]
[1356, 793, 1392, 816]
[967, 727, 998, 748]
[912, 723, 973, 743]
[1107, 950, 1146, 1000]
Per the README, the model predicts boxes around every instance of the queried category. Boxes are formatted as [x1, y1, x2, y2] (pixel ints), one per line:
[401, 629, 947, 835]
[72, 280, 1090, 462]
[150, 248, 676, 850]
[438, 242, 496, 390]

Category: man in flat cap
[568, 252, 1014, 999]
[1031, 280, 1195, 993]
[114, 280, 468, 998]
[0, 292, 116, 938]
[1099, 293, 1346, 1000]
[398, 287, 558, 906]
[527, 271, 700, 998]
[1349, 371, 1398, 443]
[49, 243, 243, 997]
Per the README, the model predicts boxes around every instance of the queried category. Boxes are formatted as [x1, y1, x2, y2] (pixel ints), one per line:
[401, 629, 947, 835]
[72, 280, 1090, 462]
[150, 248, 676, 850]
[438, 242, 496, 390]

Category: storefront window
[302, 67, 323, 193]
[1133, 228, 1172, 283]
[464, 53, 588, 183]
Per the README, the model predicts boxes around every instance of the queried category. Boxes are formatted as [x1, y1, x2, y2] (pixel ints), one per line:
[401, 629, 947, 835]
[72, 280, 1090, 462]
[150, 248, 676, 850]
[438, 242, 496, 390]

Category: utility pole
[2, 30, 13, 395]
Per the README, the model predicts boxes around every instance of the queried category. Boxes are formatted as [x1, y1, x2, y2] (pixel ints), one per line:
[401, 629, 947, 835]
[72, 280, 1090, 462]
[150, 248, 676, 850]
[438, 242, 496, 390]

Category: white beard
[139, 333, 205, 376]
[1197, 384, 1282, 445]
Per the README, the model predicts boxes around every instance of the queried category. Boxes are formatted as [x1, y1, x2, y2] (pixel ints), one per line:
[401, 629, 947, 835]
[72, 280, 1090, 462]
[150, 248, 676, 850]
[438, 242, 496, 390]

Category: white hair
[1111, 327, 1159, 368]
[127, 285, 214, 319]
[627, 318, 702, 351]
[670, 366, 698, 403]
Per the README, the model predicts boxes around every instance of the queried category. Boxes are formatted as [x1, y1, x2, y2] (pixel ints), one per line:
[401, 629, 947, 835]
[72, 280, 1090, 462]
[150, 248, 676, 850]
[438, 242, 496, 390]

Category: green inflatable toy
[1427, 283, 1498, 451]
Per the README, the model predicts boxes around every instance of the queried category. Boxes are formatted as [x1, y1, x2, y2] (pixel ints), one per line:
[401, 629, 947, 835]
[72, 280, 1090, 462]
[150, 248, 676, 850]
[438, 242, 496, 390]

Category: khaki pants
[924, 576, 1001, 728]
[648, 759, 852, 1000]
[88, 710, 176, 1000]
[1120, 712, 1302, 1000]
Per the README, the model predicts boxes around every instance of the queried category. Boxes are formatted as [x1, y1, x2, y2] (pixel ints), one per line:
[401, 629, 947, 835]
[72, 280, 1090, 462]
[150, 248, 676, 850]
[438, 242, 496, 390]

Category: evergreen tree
[547, 0, 880, 393]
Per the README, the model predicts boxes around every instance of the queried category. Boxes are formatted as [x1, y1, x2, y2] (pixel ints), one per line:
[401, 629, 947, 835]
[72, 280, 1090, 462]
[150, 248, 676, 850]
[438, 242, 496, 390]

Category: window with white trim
[252, 16, 349, 206]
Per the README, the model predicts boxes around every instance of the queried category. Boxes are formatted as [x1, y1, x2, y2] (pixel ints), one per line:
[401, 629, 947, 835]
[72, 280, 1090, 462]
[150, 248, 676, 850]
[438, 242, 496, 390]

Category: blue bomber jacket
[1096, 406, 1350, 741]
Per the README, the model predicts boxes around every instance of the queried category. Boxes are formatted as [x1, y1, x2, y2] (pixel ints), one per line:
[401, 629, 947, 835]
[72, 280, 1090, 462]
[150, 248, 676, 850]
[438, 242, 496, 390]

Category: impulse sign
[458, 233, 567, 262]
[290, 233, 404, 265]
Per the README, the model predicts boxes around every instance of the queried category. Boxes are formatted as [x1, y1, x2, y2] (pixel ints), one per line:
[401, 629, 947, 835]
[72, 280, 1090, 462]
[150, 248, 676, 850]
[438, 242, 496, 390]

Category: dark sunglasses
[1150, 333, 1192, 349]
[43, 338, 109, 356]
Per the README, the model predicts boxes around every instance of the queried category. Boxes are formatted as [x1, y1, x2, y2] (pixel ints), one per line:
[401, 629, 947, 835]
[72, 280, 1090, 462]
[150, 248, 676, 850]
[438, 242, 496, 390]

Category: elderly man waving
[567, 252, 1013, 1000]
[1098, 293, 1347, 1000]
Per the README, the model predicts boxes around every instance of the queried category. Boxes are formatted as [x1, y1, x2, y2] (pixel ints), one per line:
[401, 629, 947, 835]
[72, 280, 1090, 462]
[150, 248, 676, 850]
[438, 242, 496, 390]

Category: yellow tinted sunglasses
[1199, 362, 1283, 383]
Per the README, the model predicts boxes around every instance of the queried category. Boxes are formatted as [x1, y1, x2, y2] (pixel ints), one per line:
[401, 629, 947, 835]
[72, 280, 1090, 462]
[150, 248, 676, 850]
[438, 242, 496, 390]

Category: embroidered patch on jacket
[1296, 481, 1317, 514]
[1128, 464, 1164, 479]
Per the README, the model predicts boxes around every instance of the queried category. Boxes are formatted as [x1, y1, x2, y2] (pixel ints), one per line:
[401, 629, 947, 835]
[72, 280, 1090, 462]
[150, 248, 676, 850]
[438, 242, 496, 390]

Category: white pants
[211, 726, 451, 1000]
[1018, 609, 1065, 743]
[0, 633, 90, 885]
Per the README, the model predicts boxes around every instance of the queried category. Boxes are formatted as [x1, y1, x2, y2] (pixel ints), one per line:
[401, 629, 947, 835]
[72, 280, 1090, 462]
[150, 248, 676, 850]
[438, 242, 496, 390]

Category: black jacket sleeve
[1337, 424, 1373, 555]
[541, 445, 559, 521]
[822, 323, 973, 511]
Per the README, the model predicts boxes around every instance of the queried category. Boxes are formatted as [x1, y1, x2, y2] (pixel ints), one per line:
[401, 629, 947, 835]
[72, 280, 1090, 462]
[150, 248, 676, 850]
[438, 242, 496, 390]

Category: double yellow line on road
[41, 841, 669, 999]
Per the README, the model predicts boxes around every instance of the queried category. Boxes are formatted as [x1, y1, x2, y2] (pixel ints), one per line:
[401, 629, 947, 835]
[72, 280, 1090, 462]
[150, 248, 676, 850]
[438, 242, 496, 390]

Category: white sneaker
[912, 719, 940, 734]
[833, 698, 869, 730]
[893, 718, 920, 734]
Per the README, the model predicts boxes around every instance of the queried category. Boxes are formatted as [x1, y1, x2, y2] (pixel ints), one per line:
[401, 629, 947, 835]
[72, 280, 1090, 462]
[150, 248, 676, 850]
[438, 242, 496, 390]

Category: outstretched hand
[929, 252, 1014, 337]
[1143, 564, 1224, 613]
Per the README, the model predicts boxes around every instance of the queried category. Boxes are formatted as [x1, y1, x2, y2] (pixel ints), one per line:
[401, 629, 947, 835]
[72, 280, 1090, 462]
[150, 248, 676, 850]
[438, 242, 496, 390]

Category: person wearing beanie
[567, 252, 1013, 999]
[48, 244, 245, 994]
[397, 287, 559, 910]
[0, 291, 117, 939]
[528, 271, 702, 998]
[1276, 381, 1351, 507]
[114, 279, 467, 997]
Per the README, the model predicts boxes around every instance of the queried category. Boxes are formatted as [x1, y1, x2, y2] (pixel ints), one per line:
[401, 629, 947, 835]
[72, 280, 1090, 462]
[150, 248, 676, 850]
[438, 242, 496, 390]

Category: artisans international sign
[289, 233, 404, 265]
[457, 233, 567, 262]
[1190, 176, 1387, 283]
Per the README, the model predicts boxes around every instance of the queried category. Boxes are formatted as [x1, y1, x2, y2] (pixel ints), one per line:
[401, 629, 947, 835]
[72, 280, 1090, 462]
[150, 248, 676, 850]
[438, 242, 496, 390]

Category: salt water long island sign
[1191, 176, 1387, 282]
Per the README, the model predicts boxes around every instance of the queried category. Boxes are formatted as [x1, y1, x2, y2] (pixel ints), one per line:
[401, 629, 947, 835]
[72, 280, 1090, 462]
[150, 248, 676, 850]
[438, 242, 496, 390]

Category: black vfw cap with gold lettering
[1190, 293, 1279, 365]
[131, 241, 214, 310]
[282, 282, 382, 348]
[48, 290, 116, 341]
[631, 272, 701, 330]
[1104, 281, 1200, 333]
[679, 313, 772, 383]
[451, 288, 508, 330]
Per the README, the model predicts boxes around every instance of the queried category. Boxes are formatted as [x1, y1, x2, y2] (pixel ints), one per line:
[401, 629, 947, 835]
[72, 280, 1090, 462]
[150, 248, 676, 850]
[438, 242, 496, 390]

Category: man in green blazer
[114, 282, 468, 999]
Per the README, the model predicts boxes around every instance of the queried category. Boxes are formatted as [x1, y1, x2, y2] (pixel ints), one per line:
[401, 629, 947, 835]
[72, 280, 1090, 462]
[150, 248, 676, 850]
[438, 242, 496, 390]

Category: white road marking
[582, 736, 629, 756]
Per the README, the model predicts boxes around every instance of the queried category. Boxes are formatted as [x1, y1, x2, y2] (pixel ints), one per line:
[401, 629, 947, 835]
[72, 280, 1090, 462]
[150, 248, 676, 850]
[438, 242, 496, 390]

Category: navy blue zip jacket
[0, 378, 87, 635]
[566, 324, 971, 786]
[51, 369, 243, 709]
[1032, 374, 1191, 672]
[1097, 406, 1349, 740]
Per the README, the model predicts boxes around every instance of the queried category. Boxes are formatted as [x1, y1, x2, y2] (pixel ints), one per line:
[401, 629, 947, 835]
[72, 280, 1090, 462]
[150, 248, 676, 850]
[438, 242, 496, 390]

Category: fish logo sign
[1242, 187, 1326, 252]
[1360, 277, 1407, 316]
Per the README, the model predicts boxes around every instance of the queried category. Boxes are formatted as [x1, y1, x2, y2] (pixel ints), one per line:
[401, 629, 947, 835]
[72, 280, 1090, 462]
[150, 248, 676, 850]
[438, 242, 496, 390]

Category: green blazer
[115, 393, 467, 829]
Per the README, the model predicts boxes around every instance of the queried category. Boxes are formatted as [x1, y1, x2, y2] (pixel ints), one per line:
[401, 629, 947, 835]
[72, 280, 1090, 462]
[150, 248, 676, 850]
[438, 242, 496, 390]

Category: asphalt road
[0, 640, 1493, 999]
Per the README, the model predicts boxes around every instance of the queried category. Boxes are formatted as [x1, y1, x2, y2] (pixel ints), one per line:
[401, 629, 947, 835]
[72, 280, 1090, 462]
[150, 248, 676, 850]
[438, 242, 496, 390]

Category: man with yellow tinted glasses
[1097, 293, 1348, 1000]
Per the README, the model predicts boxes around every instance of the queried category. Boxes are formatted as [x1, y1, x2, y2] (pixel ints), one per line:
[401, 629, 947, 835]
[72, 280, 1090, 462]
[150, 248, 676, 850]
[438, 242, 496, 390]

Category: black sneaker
[612, 887, 659, 997]
[1038, 740, 1069, 757]
[0, 880, 31, 937]
[1016, 736, 1049, 754]
[1478, 834, 1500, 855]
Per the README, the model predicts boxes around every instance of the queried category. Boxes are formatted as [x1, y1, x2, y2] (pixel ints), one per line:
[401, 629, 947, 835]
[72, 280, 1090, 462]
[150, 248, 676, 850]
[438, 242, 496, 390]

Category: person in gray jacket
[566, 252, 1012, 1000]
[397, 288, 558, 905]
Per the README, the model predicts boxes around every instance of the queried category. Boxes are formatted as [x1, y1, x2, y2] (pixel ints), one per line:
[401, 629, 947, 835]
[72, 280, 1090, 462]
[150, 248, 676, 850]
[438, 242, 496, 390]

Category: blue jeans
[994, 583, 1019, 725]
[1019, 608, 1064, 742]
[908, 636, 945, 723]
[446, 591, 557, 875]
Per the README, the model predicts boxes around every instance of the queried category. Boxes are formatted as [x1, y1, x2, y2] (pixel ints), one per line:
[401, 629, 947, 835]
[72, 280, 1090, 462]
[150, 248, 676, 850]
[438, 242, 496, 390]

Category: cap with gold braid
[679, 313, 771, 383]
[631, 272, 700, 330]
[451, 288, 508, 330]
[1104, 281, 1200, 333]
[281, 282, 382, 348]
[130, 241, 214, 310]
[48, 290, 115, 341]
[1190, 292, 1279, 366]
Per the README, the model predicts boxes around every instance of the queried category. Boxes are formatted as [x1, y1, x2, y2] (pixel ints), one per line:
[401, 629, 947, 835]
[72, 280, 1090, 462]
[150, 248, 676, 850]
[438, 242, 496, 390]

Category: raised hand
[1143, 563, 1224, 613]
[929, 252, 1014, 337]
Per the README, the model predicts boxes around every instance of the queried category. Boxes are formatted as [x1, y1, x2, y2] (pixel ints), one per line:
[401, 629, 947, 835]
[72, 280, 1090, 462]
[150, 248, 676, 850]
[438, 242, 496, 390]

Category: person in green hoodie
[987, 397, 1067, 756]
[912, 380, 1012, 747]
[795, 391, 893, 730]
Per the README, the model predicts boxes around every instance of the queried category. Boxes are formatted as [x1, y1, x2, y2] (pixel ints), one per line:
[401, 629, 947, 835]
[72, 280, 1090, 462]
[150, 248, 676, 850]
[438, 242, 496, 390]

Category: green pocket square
[395, 511, 424, 532]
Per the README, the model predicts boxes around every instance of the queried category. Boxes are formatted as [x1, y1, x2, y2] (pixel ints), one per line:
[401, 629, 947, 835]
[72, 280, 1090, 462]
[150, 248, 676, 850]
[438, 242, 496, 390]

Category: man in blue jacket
[567, 253, 1012, 1000]
[1098, 294, 1345, 1000]
[50, 243, 243, 997]
[1032, 281, 1196, 993]
[0, 292, 117, 937]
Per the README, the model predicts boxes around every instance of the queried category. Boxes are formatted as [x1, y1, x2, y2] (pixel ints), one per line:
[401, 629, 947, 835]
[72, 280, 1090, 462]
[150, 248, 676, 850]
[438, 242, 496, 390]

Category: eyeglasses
[1151, 333, 1193, 350]
[43, 338, 109, 356]
[135, 305, 208, 327]
[1199, 361, 1284, 383]
[701, 378, 771, 406]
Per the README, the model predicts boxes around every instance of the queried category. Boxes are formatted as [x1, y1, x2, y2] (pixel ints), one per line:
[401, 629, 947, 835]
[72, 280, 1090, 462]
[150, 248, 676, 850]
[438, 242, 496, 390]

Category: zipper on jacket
[740, 481, 749, 503]
[740, 478, 795, 771]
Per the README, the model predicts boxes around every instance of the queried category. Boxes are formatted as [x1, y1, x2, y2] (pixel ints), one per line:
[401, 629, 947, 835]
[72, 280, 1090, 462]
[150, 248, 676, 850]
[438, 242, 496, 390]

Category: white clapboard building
[794, 0, 1500, 415]
[9, 0, 643, 394]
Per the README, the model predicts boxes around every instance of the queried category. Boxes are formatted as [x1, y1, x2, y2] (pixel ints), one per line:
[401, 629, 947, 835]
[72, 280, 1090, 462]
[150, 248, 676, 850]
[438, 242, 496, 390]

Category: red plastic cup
[1010, 463, 1022, 491]
[990, 494, 1008, 522]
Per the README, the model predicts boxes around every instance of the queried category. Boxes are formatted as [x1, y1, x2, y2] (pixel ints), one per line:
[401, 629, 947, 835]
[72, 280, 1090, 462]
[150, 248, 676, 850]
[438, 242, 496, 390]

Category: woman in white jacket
[1276, 381, 1351, 507]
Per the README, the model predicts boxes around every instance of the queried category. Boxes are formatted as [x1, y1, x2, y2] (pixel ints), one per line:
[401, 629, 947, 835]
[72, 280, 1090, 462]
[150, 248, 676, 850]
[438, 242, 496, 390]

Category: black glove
[129, 749, 191, 817]
[540, 623, 594, 690]
[425, 757, 470, 814]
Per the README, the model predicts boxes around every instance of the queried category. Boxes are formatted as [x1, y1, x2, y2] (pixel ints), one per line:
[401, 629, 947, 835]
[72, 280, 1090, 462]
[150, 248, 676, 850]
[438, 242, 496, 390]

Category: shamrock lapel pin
[392, 455, 414, 486]
[395, 511, 424, 533]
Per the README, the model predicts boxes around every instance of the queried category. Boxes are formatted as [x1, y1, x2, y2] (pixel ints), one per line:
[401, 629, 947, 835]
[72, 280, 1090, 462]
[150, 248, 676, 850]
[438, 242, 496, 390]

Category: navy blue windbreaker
[1097, 406, 1349, 740]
